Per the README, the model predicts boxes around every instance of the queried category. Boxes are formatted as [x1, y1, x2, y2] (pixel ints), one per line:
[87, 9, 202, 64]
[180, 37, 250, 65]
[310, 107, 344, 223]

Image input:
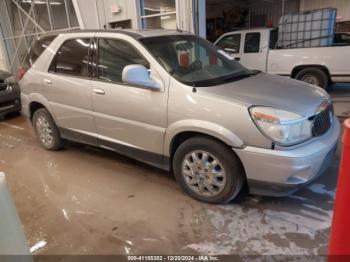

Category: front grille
[0, 83, 8, 92]
[0, 100, 16, 109]
[312, 105, 333, 137]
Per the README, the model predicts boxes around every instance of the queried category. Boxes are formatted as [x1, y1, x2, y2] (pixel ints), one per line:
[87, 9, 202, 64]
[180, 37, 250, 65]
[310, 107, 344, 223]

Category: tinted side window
[29, 35, 58, 66]
[49, 38, 90, 77]
[269, 29, 278, 49]
[97, 38, 149, 83]
[217, 34, 241, 54]
[334, 33, 350, 44]
[22, 35, 58, 70]
[244, 33, 261, 53]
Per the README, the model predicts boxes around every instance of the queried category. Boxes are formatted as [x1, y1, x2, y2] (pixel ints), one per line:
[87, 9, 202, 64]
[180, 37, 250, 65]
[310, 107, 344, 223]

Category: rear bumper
[234, 117, 340, 197]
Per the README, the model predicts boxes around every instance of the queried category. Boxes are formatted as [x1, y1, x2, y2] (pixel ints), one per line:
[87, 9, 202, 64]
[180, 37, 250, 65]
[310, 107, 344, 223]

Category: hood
[0, 70, 12, 80]
[200, 72, 329, 117]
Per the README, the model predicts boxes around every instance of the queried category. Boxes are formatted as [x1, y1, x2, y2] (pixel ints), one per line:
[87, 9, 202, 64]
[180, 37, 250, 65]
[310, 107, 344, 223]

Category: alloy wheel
[36, 115, 54, 147]
[181, 150, 227, 197]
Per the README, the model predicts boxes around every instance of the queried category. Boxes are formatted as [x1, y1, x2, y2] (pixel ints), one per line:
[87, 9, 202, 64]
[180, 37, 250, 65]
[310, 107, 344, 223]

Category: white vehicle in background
[215, 27, 350, 90]
[215, 28, 350, 89]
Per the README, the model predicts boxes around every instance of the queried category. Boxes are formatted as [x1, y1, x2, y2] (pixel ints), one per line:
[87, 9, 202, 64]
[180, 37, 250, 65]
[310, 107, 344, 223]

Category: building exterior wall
[75, 0, 188, 32]
[97, 0, 139, 29]
[0, 35, 8, 71]
[73, 0, 100, 29]
[0, 25, 8, 70]
[0, 0, 79, 74]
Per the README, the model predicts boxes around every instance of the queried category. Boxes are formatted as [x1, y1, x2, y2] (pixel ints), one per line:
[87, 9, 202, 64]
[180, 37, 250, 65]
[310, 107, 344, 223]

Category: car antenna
[192, 82, 197, 93]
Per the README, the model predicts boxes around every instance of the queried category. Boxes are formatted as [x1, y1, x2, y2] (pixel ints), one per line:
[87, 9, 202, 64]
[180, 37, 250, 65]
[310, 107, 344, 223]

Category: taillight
[17, 67, 27, 81]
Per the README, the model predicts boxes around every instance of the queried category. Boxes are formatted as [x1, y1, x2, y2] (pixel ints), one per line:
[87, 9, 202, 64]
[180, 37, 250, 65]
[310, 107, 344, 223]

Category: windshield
[140, 35, 252, 87]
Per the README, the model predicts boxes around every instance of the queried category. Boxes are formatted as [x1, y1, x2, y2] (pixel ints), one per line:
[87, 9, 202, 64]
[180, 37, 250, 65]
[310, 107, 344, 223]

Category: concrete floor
[0, 85, 349, 256]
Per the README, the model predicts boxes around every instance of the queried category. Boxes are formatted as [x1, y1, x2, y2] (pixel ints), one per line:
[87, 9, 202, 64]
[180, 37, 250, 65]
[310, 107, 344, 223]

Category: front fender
[164, 119, 244, 157]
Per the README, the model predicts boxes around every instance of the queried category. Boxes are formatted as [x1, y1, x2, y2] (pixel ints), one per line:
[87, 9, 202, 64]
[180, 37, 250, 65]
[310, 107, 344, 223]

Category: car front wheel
[173, 136, 244, 204]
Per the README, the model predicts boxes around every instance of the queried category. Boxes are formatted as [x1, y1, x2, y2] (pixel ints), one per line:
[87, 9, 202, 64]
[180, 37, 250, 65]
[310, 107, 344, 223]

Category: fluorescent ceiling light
[21, 0, 62, 5]
[161, 15, 171, 20]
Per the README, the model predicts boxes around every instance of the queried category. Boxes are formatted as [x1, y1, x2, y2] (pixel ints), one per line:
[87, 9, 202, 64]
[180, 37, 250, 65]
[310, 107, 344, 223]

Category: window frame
[48, 37, 93, 80]
[244, 32, 261, 54]
[92, 37, 151, 88]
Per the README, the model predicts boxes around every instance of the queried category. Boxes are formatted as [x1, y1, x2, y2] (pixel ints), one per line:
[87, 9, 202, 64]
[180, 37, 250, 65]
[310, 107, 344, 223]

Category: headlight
[250, 107, 312, 146]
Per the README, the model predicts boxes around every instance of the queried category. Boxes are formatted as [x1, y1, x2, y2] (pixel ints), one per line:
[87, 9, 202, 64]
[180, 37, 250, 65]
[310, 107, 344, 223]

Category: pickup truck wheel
[33, 108, 63, 151]
[295, 68, 328, 90]
[173, 136, 244, 204]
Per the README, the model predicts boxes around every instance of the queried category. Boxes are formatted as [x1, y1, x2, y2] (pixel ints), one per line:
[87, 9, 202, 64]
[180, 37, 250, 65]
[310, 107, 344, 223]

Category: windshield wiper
[220, 70, 259, 83]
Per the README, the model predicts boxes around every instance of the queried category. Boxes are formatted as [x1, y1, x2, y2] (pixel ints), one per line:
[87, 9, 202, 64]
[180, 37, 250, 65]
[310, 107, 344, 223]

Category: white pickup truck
[215, 28, 350, 89]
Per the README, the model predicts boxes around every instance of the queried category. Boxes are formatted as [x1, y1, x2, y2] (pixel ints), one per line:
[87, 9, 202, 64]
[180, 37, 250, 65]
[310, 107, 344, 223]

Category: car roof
[37, 29, 192, 40]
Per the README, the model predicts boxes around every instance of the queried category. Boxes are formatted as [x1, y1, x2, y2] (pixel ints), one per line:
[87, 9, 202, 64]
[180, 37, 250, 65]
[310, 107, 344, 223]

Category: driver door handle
[93, 88, 105, 95]
[235, 57, 241, 61]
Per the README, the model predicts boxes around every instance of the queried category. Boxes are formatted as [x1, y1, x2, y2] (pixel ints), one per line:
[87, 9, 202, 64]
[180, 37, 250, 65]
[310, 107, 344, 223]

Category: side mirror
[122, 65, 161, 91]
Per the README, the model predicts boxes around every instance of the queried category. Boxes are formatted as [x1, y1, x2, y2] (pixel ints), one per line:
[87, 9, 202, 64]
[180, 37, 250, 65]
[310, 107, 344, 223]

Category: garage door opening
[205, 0, 300, 42]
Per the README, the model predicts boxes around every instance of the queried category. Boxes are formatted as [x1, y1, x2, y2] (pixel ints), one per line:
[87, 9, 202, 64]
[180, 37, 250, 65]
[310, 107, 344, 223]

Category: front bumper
[234, 117, 340, 197]
[0, 84, 21, 116]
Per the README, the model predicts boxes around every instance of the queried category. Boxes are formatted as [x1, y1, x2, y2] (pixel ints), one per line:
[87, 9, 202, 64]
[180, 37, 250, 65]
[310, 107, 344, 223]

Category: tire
[32, 108, 63, 151]
[173, 136, 245, 204]
[295, 68, 329, 90]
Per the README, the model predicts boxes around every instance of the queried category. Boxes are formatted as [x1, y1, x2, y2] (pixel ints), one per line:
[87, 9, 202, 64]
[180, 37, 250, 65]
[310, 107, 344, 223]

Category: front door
[91, 36, 168, 167]
[240, 31, 267, 71]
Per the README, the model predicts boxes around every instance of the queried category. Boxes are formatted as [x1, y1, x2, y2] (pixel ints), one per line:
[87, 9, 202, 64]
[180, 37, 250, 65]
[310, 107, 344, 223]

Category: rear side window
[49, 38, 91, 78]
[244, 33, 261, 53]
[22, 35, 57, 69]
[97, 38, 149, 83]
[216, 34, 241, 54]
[270, 29, 278, 49]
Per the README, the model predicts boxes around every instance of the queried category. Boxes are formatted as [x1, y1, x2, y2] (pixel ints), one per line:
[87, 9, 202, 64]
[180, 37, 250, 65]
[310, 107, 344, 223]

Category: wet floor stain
[0, 107, 344, 255]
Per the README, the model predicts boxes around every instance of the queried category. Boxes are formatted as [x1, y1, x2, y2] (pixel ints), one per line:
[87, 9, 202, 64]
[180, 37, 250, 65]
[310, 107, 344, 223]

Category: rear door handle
[235, 57, 241, 61]
[93, 88, 105, 95]
[43, 79, 52, 85]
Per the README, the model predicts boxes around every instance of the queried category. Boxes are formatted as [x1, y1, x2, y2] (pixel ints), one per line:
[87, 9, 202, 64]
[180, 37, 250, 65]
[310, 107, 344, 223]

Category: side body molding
[164, 119, 245, 157]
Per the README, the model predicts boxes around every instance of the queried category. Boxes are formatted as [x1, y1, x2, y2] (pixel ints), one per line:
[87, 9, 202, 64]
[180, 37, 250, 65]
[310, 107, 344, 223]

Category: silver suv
[19, 30, 340, 204]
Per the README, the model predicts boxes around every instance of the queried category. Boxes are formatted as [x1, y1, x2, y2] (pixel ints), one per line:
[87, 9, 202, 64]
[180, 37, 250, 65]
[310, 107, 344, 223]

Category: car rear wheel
[295, 68, 329, 90]
[33, 108, 63, 151]
[173, 136, 244, 204]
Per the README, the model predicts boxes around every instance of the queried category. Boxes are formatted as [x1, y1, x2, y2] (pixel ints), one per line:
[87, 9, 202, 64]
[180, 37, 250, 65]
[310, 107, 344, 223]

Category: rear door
[44, 35, 97, 143]
[240, 31, 268, 71]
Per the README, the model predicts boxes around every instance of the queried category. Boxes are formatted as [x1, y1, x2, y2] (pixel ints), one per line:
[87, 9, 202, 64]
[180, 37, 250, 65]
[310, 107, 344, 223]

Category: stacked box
[277, 8, 337, 49]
